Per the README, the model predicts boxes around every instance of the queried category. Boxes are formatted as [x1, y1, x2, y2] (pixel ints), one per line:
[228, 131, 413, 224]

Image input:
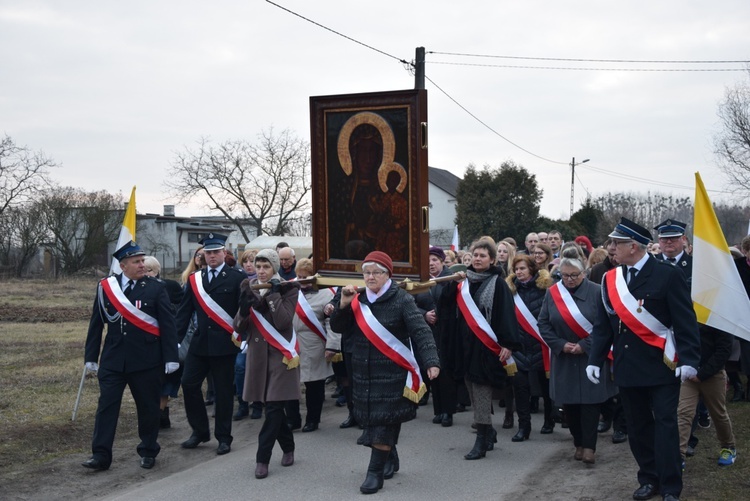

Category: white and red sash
[100, 277, 160, 336]
[351, 294, 427, 403]
[604, 267, 678, 369]
[295, 290, 327, 342]
[249, 307, 300, 369]
[513, 292, 550, 376]
[456, 279, 518, 375]
[188, 272, 241, 347]
[550, 282, 614, 362]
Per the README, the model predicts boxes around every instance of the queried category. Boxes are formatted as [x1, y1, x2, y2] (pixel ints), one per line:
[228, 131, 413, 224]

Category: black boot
[233, 398, 249, 421]
[159, 407, 171, 429]
[465, 424, 488, 460]
[486, 426, 498, 451]
[360, 448, 389, 494]
[512, 426, 531, 442]
[541, 419, 555, 434]
[383, 446, 399, 479]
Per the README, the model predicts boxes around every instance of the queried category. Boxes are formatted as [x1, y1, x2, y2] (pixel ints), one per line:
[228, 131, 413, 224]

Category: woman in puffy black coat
[330, 251, 439, 495]
[506, 254, 554, 441]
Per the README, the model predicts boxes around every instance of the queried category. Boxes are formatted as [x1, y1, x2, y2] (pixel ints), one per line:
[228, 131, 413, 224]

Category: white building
[428, 166, 460, 248]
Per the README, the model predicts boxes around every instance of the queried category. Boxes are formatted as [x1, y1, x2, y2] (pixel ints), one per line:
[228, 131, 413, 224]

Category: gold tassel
[402, 382, 427, 404]
[663, 355, 677, 371]
[331, 353, 343, 363]
[504, 362, 518, 376]
[545, 370, 550, 379]
[283, 355, 300, 370]
[231, 332, 242, 348]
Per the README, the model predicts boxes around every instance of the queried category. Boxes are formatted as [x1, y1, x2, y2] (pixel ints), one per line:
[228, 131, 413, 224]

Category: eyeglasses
[561, 272, 582, 280]
[533, 251, 547, 256]
[363, 270, 387, 277]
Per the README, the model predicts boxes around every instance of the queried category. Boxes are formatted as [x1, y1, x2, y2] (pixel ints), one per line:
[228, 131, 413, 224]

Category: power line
[578, 163, 731, 194]
[428, 51, 750, 65]
[428, 61, 747, 72]
[265, 1, 409, 65]
[425, 74, 568, 165]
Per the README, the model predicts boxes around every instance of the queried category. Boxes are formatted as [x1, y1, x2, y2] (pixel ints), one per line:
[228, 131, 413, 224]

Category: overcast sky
[2, 1, 748, 223]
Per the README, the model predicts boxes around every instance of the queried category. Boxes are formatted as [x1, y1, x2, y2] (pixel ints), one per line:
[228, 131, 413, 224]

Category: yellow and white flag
[691, 173, 750, 341]
[110, 187, 137, 275]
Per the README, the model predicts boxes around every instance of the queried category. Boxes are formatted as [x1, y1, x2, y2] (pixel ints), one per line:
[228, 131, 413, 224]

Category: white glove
[585, 365, 600, 384]
[677, 365, 697, 382]
[165, 362, 180, 374]
[85, 362, 99, 373]
[240, 340, 247, 353]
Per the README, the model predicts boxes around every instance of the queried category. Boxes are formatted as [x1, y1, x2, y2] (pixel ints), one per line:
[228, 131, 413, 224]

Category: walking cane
[72, 365, 88, 421]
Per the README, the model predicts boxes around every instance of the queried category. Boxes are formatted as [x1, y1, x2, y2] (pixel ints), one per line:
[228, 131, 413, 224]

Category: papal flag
[451, 226, 459, 251]
[691, 173, 750, 341]
[109, 187, 137, 275]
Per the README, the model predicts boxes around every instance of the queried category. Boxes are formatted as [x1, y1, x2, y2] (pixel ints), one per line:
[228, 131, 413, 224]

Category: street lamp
[570, 157, 590, 218]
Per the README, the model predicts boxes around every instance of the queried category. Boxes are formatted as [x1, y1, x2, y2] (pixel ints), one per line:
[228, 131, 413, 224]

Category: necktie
[209, 269, 217, 283]
[667, 257, 676, 263]
[124, 279, 134, 297]
[628, 268, 638, 285]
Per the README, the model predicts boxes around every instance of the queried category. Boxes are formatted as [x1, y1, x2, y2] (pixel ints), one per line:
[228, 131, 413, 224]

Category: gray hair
[144, 256, 161, 275]
[558, 257, 585, 273]
[362, 261, 388, 273]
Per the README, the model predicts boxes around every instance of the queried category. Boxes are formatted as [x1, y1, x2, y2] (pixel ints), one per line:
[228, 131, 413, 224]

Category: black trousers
[620, 384, 682, 497]
[181, 352, 236, 444]
[304, 379, 326, 424]
[513, 369, 551, 429]
[257, 401, 295, 463]
[91, 366, 162, 466]
[600, 394, 628, 433]
[430, 368, 457, 416]
[564, 403, 600, 449]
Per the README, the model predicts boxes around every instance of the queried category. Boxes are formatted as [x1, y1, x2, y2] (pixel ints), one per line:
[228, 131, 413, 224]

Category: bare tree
[715, 70, 750, 193]
[37, 187, 123, 275]
[165, 128, 311, 240]
[0, 134, 56, 217]
[593, 191, 693, 242]
[0, 203, 49, 276]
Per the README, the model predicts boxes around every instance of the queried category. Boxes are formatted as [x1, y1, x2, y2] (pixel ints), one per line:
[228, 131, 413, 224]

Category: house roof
[429, 166, 460, 197]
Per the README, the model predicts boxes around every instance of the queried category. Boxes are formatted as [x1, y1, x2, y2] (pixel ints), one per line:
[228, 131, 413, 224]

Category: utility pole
[570, 157, 590, 218]
[414, 47, 425, 89]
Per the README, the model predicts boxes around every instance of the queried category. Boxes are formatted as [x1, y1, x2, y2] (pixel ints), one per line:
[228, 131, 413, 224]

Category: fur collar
[505, 268, 553, 295]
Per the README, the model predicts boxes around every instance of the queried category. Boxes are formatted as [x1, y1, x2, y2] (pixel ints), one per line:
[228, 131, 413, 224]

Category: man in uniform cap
[175, 233, 246, 455]
[82, 241, 179, 471]
[654, 220, 692, 284]
[586, 218, 701, 501]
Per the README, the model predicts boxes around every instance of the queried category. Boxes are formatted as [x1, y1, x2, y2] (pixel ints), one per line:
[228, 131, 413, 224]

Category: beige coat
[234, 279, 301, 403]
[293, 287, 340, 383]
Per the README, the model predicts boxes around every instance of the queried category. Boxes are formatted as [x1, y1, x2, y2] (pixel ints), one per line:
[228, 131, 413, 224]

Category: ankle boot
[540, 420, 555, 434]
[486, 426, 498, 451]
[233, 398, 249, 421]
[465, 424, 488, 460]
[159, 407, 171, 429]
[360, 448, 389, 494]
[502, 411, 514, 429]
[512, 426, 530, 442]
[383, 446, 399, 479]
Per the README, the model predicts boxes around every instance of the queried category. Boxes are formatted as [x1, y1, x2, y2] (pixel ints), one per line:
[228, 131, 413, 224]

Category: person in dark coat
[441, 238, 522, 461]
[587, 218, 701, 501]
[82, 242, 179, 471]
[425, 246, 458, 427]
[234, 249, 301, 480]
[538, 254, 617, 464]
[175, 233, 246, 456]
[330, 251, 440, 495]
[506, 254, 554, 441]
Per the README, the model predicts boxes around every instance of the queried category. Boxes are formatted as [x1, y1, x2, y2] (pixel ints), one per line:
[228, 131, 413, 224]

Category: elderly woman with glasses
[330, 251, 440, 495]
[537, 248, 617, 464]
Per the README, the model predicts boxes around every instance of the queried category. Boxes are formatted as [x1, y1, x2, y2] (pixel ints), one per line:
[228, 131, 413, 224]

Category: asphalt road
[104, 395, 575, 501]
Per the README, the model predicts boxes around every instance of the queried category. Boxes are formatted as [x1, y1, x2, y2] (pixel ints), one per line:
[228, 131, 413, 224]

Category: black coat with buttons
[589, 256, 701, 387]
[85, 274, 178, 373]
[175, 266, 246, 357]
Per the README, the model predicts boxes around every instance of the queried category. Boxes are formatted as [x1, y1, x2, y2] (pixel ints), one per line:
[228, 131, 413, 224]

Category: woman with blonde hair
[497, 240, 516, 277]
[181, 247, 205, 285]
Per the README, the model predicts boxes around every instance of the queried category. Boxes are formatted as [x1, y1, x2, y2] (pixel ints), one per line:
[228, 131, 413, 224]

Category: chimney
[163, 205, 175, 217]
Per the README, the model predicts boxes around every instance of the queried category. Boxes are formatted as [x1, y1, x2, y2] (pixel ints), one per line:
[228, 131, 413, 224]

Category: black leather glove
[269, 278, 281, 294]
[239, 289, 255, 316]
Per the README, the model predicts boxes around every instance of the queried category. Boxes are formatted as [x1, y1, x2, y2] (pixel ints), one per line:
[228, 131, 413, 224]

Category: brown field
[1, 277, 749, 500]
